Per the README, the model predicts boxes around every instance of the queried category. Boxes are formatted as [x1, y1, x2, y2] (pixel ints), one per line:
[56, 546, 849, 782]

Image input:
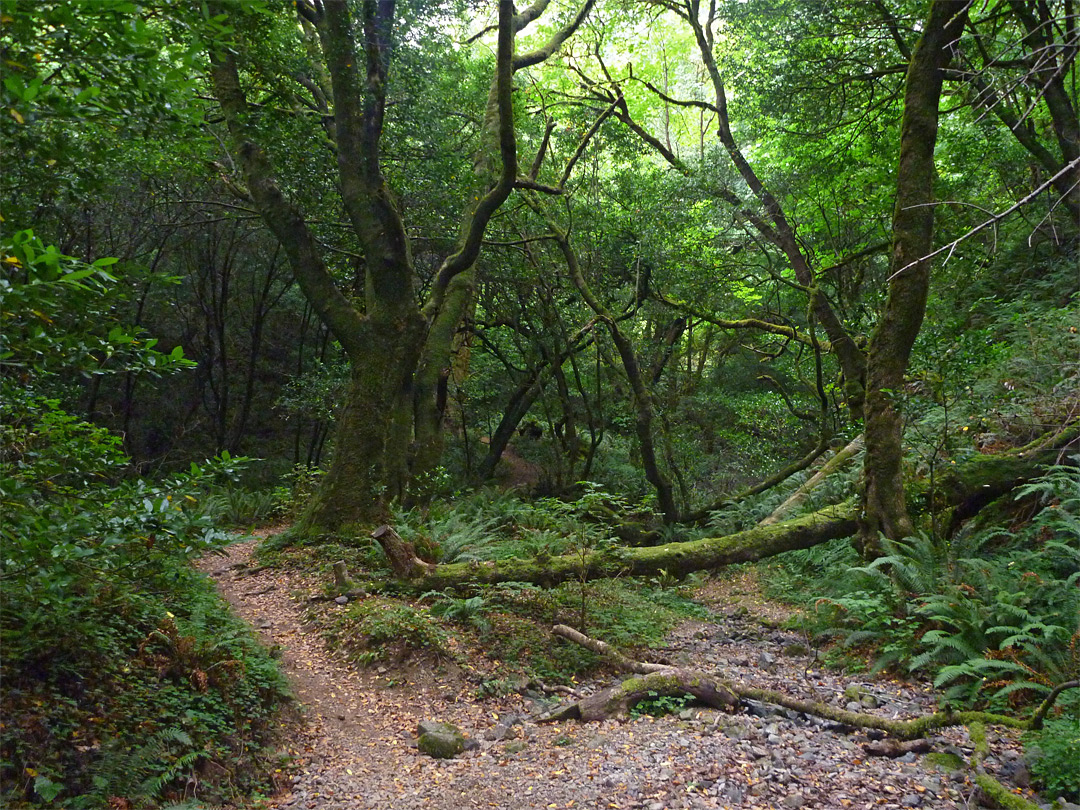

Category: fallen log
[373, 431, 1074, 589]
[407, 501, 857, 590]
[546, 625, 1028, 740]
[538, 668, 739, 722]
[761, 435, 864, 526]
[935, 426, 1078, 535]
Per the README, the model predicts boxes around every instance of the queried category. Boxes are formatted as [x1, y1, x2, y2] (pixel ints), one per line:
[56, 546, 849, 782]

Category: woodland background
[1, 0, 1077, 807]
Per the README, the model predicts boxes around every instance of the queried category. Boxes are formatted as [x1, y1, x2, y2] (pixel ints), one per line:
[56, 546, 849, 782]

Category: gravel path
[200, 538, 1037, 810]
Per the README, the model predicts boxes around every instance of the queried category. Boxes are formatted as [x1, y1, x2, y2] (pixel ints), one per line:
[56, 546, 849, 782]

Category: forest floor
[199, 534, 1042, 810]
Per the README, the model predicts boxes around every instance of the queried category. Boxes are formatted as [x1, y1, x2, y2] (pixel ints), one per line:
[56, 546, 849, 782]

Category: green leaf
[34, 775, 62, 802]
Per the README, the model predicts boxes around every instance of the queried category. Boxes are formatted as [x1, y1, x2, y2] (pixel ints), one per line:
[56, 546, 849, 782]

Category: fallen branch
[760, 435, 864, 526]
[538, 668, 739, 722]
[1030, 679, 1080, 730]
[547, 625, 1029, 741]
[553, 624, 670, 674]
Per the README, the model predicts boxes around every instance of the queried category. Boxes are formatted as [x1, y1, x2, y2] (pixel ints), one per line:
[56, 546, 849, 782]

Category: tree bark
[859, 0, 970, 556]
[372, 524, 434, 579]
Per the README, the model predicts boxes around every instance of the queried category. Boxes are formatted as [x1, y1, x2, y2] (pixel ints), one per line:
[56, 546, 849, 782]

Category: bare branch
[888, 156, 1080, 280]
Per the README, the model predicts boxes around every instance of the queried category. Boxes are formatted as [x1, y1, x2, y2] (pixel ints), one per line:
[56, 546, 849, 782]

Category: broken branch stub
[372, 524, 434, 579]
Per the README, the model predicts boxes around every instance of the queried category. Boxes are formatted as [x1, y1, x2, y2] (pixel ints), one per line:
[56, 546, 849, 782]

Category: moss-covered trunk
[409, 501, 857, 590]
[300, 318, 425, 530]
[860, 0, 969, 555]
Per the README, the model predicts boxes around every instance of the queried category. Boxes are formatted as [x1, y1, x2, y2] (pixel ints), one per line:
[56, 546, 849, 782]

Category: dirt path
[200, 538, 1035, 810]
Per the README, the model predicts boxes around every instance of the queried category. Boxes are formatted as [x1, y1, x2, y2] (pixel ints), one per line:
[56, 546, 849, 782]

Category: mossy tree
[207, 0, 595, 531]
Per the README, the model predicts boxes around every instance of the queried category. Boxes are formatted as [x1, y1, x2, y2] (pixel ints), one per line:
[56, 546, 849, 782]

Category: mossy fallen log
[933, 424, 1078, 535]
[409, 500, 857, 590]
[538, 668, 739, 722]
[544, 627, 1046, 807]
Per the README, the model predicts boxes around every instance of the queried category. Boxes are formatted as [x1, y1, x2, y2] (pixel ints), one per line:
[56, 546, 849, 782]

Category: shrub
[1024, 695, 1080, 802]
[323, 598, 451, 665]
[0, 234, 288, 807]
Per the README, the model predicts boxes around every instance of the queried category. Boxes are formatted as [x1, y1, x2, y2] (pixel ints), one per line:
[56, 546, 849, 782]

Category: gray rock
[860, 694, 878, 709]
[782, 793, 806, 809]
[724, 785, 746, 804]
[1009, 760, 1031, 788]
[758, 651, 777, 672]
[900, 794, 921, 807]
[418, 729, 467, 759]
[845, 701, 862, 712]
[483, 723, 513, 741]
[334, 595, 349, 605]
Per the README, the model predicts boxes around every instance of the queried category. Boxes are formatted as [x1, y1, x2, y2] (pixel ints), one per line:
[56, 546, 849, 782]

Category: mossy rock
[925, 752, 966, 771]
[843, 684, 865, 702]
[416, 720, 477, 759]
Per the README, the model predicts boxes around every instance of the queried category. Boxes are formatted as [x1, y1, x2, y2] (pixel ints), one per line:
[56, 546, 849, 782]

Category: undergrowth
[757, 460, 1080, 798]
[0, 566, 289, 809]
[761, 461, 1078, 703]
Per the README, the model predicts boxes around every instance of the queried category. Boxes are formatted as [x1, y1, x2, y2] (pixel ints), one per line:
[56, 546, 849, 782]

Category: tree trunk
[412, 270, 476, 496]
[859, 0, 970, 556]
[208, 0, 557, 532]
[299, 320, 425, 529]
